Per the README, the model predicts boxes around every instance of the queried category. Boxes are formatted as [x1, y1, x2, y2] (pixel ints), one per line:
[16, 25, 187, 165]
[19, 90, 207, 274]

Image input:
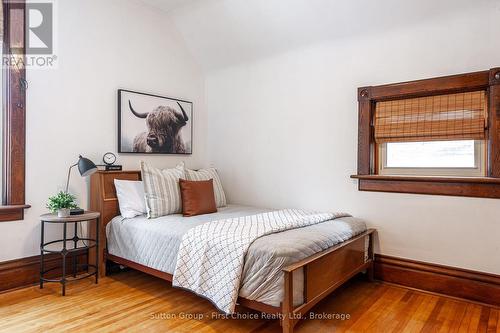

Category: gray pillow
[141, 161, 185, 218]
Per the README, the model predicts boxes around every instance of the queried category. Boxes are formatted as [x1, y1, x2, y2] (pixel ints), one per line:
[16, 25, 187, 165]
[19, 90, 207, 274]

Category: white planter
[57, 208, 70, 218]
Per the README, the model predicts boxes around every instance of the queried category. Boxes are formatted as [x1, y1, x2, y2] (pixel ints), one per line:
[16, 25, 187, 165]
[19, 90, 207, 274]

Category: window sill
[0, 205, 31, 222]
[350, 175, 500, 198]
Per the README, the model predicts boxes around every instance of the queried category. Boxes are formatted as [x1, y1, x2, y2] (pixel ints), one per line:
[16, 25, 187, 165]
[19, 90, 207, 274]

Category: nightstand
[39, 211, 100, 295]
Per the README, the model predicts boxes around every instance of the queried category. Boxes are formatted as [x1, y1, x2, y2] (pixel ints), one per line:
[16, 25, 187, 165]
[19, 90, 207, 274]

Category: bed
[89, 170, 375, 333]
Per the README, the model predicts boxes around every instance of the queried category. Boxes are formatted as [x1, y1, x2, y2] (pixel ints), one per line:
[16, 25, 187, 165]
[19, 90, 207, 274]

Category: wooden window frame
[0, 0, 30, 222]
[352, 67, 500, 198]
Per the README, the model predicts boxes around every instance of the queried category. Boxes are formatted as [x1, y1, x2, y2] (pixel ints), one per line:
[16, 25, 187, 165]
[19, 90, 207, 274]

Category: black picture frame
[117, 89, 193, 155]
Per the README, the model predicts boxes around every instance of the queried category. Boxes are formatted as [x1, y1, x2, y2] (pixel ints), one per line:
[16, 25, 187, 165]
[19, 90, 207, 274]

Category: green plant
[46, 191, 78, 212]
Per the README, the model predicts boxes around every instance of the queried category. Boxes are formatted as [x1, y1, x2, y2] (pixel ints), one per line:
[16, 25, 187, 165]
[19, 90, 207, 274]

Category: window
[0, 0, 30, 221]
[374, 90, 488, 178]
[353, 68, 500, 198]
[378, 140, 486, 177]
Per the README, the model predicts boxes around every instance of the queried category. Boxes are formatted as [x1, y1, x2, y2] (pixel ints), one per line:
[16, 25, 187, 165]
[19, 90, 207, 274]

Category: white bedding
[106, 204, 367, 307]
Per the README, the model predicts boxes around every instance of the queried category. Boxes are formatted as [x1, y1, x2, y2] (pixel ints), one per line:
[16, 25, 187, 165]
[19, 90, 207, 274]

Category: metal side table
[39, 211, 100, 296]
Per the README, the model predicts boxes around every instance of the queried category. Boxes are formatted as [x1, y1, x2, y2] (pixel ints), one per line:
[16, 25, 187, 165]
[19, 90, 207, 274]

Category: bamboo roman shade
[374, 91, 488, 143]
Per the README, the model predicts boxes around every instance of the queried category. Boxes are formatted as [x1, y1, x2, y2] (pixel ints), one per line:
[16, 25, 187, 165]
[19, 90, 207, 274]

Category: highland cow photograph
[118, 89, 192, 154]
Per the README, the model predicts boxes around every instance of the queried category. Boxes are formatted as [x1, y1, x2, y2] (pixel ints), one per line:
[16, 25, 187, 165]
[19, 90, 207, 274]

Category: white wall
[0, 0, 206, 261]
[2, 0, 499, 277]
[206, 2, 500, 274]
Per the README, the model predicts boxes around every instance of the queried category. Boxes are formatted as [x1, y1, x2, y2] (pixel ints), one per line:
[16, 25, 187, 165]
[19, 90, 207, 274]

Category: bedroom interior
[0, 0, 499, 332]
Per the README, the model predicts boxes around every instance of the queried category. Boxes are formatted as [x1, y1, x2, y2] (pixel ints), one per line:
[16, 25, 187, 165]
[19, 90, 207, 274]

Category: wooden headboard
[90, 170, 141, 226]
[89, 170, 141, 276]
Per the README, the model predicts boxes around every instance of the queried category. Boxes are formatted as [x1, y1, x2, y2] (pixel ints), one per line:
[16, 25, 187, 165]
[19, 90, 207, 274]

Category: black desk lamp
[65, 155, 98, 193]
[65, 155, 97, 215]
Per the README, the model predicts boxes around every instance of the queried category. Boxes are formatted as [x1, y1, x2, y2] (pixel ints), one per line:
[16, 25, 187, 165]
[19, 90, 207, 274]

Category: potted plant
[47, 191, 78, 218]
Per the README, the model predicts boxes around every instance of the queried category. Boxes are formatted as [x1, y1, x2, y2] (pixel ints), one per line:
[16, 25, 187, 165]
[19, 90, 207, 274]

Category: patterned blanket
[172, 209, 350, 313]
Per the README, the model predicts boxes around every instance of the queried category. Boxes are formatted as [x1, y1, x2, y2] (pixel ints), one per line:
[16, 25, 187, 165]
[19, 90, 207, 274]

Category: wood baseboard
[2, 250, 499, 309]
[0, 251, 87, 292]
[374, 254, 500, 307]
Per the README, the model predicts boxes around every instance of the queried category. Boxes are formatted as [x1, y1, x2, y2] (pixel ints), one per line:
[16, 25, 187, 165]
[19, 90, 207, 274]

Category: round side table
[39, 211, 100, 296]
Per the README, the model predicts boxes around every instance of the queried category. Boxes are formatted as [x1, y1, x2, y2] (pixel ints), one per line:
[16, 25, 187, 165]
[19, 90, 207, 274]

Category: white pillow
[185, 168, 227, 207]
[114, 179, 147, 218]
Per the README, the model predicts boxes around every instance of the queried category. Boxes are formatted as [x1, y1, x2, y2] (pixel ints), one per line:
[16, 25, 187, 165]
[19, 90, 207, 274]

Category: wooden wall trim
[374, 254, 500, 307]
[355, 67, 500, 198]
[1, 0, 29, 221]
[489, 68, 500, 177]
[3, 250, 499, 310]
[0, 251, 87, 293]
[367, 70, 490, 101]
[357, 88, 372, 175]
[354, 176, 500, 199]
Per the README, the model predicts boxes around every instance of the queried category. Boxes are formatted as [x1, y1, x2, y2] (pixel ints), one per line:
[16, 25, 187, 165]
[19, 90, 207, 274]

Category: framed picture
[118, 89, 193, 154]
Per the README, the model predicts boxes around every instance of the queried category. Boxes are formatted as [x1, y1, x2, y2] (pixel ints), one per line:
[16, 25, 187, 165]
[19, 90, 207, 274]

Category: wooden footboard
[107, 228, 375, 333]
[281, 229, 375, 333]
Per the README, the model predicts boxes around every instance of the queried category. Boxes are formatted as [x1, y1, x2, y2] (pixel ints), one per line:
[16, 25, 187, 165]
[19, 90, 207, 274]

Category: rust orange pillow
[179, 179, 217, 217]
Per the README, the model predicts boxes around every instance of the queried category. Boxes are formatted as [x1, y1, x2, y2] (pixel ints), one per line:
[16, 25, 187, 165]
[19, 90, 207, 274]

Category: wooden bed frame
[88, 170, 375, 333]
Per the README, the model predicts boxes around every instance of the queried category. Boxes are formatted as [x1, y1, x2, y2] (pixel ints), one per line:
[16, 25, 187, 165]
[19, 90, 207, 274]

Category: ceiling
[140, 0, 497, 72]
[139, 0, 200, 12]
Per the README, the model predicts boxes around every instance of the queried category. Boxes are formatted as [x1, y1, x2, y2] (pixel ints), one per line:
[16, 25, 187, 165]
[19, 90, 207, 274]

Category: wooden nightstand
[39, 211, 100, 296]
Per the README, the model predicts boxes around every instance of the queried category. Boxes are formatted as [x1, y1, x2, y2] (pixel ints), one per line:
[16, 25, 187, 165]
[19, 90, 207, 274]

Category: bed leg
[282, 270, 294, 333]
[282, 315, 293, 333]
[366, 233, 375, 282]
[367, 262, 375, 282]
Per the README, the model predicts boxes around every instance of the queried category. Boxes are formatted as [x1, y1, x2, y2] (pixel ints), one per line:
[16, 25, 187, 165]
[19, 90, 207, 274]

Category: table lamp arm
[65, 162, 78, 193]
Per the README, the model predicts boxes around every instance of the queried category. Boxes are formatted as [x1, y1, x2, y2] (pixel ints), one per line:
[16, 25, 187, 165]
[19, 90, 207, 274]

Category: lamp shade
[77, 155, 97, 177]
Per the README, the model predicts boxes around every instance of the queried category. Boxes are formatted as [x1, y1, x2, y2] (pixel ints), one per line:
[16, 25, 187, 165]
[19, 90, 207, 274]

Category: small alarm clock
[103, 152, 116, 165]
[102, 152, 122, 171]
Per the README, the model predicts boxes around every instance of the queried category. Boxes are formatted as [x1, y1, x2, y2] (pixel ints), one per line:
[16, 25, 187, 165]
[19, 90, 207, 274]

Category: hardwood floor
[0, 270, 498, 333]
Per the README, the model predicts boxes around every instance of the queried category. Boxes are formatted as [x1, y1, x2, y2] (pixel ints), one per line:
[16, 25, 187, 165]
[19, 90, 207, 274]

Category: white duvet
[106, 205, 367, 307]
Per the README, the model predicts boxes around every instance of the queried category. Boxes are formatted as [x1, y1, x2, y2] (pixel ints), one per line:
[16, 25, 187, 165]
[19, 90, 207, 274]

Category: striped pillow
[141, 161, 185, 218]
[185, 168, 227, 207]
